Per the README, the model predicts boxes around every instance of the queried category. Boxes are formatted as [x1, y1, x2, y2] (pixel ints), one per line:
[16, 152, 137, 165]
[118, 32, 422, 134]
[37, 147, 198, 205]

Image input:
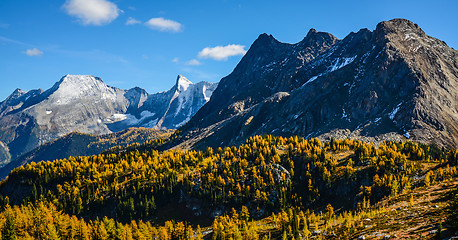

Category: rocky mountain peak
[173, 18, 458, 150]
[175, 75, 193, 92]
[48, 74, 118, 104]
[298, 28, 338, 49]
[374, 18, 426, 45]
[256, 33, 277, 42]
[126, 86, 147, 95]
[249, 33, 282, 53]
[378, 18, 421, 32]
[306, 28, 318, 36]
[7, 88, 26, 100]
[58, 74, 104, 86]
[0, 73, 218, 168]
[125, 87, 148, 109]
[303, 28, 337, 42]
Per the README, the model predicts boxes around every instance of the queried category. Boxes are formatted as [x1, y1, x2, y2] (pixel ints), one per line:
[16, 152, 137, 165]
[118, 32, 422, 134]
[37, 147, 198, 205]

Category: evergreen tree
[43, 224, 60, 240]
[2, 213, 17, 240]
[447, 186, 458, 230]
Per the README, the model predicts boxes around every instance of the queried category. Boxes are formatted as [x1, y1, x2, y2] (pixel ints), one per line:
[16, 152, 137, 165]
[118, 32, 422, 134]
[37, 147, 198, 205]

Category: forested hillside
[0, 128, 173, 178]
[0, 135, 456, 239]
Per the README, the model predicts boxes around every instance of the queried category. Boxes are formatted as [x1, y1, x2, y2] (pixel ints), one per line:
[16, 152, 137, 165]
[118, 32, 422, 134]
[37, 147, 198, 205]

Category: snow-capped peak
[175, 75, 193, 92]
[51, 74, 119, 104]
[59, 74, 103, 86]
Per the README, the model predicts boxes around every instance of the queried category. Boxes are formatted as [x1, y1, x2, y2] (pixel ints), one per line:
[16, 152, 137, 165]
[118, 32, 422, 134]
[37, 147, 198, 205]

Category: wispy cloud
[0, 36, 28, 46]
[172, 57, 179, 63]
[145, 17, 183, 32]
[62, 0, 120, 26]
[1, 36, 127, 64]
[0, 23, 9, 29]
[182, 68, 219, 81]
[185, 59, 202, 66]
[198, 44, 247, 61]
[24, 48, 43, 56]
[55, 48, 128, 63]
[126, 17, 141, 25]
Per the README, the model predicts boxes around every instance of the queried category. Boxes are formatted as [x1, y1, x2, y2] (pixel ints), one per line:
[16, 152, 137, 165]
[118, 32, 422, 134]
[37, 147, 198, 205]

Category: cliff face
[174, 19, 458, 149]
[0, 74, 217, 166]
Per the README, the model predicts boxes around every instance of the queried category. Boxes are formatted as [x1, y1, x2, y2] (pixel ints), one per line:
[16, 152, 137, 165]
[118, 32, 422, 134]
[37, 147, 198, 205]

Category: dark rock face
[0, 74, 217, 166]
[176, 19, 458, 149]
[189, 31, 338, 130]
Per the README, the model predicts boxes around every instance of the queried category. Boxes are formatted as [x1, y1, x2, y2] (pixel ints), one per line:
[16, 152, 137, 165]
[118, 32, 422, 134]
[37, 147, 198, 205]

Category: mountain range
[1, 18, 458, 174]
[0, 74, 217, 167]
[0, 18, 457, 239]
[172, 18, 458, 150]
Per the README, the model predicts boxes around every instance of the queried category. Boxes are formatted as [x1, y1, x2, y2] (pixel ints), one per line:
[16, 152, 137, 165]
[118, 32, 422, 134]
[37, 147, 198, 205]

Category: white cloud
[126, 17, 141, 25]
[24, 48, 43, 56]
[145, 17, 183, 32]
[62, 0, 120, 26]
[0, 23, 9, 29]
[172, 57, 179, 63]
[185, 59, 202, 66]
[198, 44, 247, 61]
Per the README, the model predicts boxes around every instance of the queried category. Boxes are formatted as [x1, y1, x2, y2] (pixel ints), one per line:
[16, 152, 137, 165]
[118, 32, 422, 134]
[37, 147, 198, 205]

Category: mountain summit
[172, 18, 458, 149]
[0, 74, 217, 166]
[176, 75, 193, 92]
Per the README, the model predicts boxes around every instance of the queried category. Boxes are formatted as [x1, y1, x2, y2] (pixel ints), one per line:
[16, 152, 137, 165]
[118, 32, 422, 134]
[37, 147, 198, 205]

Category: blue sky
[0, 0, 457, 101]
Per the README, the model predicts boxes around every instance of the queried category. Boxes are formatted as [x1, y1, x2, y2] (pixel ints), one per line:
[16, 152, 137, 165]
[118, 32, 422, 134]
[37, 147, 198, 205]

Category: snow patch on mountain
[389, 103, 402, 120]
[404, 131, 410, 139]
[329, 56, 357, 72]
[110, 110, 157, 126]
[301, 56, 358, 87]
[305, 76, 319, 85]
[203, 85, 212, 101]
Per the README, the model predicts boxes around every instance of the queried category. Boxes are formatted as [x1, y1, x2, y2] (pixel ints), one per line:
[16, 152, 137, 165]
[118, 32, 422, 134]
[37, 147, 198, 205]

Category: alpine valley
[0, 18, 457, 239]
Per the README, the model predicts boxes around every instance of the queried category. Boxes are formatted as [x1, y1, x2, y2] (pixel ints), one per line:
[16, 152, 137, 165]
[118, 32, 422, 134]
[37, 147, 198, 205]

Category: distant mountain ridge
[0, 74, 217, 167]
[173, 19, 458, 149]
[0, 127, 173, 178]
